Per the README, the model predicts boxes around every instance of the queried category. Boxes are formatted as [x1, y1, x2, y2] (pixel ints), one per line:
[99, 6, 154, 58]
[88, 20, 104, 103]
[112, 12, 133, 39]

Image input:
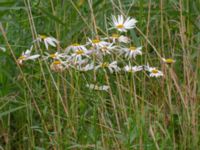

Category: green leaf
[0, 105, 26, 118]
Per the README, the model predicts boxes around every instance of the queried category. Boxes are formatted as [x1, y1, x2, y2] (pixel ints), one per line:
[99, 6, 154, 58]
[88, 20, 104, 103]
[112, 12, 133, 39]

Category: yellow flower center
[40, 35, 47, 39]
[92, 39, 100, 44]
[116, 24, 124, 29]
[152, 69, 158, 74]
[53, 61, 61, 65]
[50, 53, 56, 58]
[112, 33, 119, 38]
[101, 62, 109, 68]
[72, 43, 80, 46]
[18, 56, 26, 60]
[129, 46, 136, 51]
[76, 50, 84, 55]
[165, 58, 175, 64]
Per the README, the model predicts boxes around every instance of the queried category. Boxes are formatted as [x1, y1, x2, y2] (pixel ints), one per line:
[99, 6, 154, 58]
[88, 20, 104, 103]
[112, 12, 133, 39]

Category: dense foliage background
[0, 0, 200, 149]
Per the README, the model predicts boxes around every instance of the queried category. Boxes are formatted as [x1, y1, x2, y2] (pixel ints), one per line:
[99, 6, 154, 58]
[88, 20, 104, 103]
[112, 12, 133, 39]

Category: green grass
[0, 0, 200, 149]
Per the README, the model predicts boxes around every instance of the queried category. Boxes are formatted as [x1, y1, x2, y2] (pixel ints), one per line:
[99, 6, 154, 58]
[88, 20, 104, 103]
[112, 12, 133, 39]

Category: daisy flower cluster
[17, 15, 171, 91]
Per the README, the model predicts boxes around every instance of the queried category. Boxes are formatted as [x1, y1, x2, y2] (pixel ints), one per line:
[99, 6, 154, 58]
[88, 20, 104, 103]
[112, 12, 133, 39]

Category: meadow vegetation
[0, 0, 200, 149]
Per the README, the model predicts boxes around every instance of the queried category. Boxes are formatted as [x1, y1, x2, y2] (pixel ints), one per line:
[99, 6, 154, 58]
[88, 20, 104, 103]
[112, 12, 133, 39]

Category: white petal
[44, 40, 49, 49]
[0, 47, 6, 52]
[28, 54, 40, 60]
[25, 50, 31, 56]
[46, 38, 56, 47]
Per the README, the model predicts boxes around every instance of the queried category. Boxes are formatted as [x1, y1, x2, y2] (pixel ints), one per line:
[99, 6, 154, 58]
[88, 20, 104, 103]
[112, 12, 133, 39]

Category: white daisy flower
[122, 46, 142, 59]
[109, 34, 130, 43]
[86, 84, 109, 91]
[124, 65, 143, 73]
[70, 48, 90, 62]
[95, 61, 121, 73]
[50, 60, 65, 72]
[112, 15, 137, 32]
[145, 66, 163, 77]
[88, 38, 110, 48]
[17, 46, 40, 64]
[65, 43, 87, 54]
[36, 35, 59, 50]
[162, 58, 176, 64]
[44, 52, 68, 60]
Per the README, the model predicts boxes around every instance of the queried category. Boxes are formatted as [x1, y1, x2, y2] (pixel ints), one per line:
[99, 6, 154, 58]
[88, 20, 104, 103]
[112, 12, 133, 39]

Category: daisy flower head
[110, 34, 130, 43]
[50, 60, 67, 72]
[124, 64, 143, 73]
[44, 52, 68, 60]
[145, 66, 163, 77]
[36, 35, 59, 50]
[95, 61, 121, 73]
[88, 38, 110, 48]
[86, 84, 109, 92]
[162, 58, 176, 64]
[65, 43, 87, 54]
[109, 33, 120, 42]
[111, 15, 137, 32]
[17, 46, 40, 65]
[122, 46, 142, 59]
[70, 48, 91, 62]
